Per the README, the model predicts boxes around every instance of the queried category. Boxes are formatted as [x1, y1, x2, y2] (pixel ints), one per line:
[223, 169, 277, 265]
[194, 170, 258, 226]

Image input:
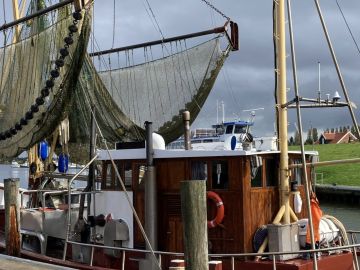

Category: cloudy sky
[90, 0, 360, 137]
[2, 0, 360, 137]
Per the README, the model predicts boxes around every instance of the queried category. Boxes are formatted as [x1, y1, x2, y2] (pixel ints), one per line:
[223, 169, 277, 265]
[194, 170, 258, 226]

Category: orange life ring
[207, 191, 224, 228]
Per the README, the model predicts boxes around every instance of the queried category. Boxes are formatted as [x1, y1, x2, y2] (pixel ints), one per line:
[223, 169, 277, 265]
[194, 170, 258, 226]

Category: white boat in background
[20, 161, 29, 168]
[11, 161, 20, 168]
[168, 120, 278, 151]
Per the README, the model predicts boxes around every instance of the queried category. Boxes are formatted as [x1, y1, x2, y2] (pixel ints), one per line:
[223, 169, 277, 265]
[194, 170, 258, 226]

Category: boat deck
[0, 253, 75, 270]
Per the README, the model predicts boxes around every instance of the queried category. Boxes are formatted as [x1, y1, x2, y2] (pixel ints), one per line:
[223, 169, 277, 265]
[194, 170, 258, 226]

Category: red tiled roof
[322, 133, 336, 140]
[321, 131, 356, 144]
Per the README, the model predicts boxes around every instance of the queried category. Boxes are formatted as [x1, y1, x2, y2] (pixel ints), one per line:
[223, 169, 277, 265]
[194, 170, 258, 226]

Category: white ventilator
[294, 192, 302, 213]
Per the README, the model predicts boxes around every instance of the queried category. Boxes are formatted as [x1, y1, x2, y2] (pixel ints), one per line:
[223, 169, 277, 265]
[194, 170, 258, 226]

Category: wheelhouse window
[138, 165, 146, 185]
[292, 159, 303, 185]
[191, 161, 207, 180]
[265, 158, 278, 187]
[102, 161, 133, 190]
[104, 162, 113, 189]
[225, 125, 233, 134]
[251, 156, 263, 187]
[212, 161, 228, 189]
[234, 125, 246, 134]
[124, 161, 133, 188]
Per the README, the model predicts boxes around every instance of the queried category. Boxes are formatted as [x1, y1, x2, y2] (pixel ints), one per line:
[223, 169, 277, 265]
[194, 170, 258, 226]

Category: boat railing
[347, 230, 360, 243]
[19, 189, 98, 210]
[63, 154, 99, 260]
[64, 238, 360, 270]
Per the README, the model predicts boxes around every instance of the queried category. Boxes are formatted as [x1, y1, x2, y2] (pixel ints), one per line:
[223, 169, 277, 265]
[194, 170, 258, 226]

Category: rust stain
[7, 204, 20, 257]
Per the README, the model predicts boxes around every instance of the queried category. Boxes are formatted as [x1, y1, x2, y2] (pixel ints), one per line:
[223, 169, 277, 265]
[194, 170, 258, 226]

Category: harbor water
[0, 164, 359, 231]
[0, 164, 87, 189]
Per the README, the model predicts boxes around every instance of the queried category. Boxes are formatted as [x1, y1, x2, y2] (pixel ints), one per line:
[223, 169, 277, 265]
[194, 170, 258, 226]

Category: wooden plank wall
[105, 152, 313, 254]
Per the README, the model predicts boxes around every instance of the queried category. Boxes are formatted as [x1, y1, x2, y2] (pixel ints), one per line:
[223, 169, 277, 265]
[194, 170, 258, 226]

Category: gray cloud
[1, 0, 360, 138]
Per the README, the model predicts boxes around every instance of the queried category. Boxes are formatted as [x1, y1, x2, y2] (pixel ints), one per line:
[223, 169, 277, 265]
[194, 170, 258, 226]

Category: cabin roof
[97, 148, 318, 161]
[320, 130, 357, 144]
[223, 121, 254, 126]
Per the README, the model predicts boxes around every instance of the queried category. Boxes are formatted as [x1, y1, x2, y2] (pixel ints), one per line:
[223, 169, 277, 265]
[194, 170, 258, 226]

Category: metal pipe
[145, 122, 154, 166]
[284, 97, 348, 108]
[288, 104, 347, 108]
[88, 106, 96, 218]
[183, 111, 191, 150]
[0, 0, 74, 32]
[277, 0, 290, 224]
[89, 26, 226, 57]
[352, 245, 360, 270]
[318, 61, 321, 101]
[90, 246, 94, 266]
[63, 154, 99, 260]
[272, 255, 277, 270]
[286, 1, 318, 269]
[289, 158, 360, 169]
[66, 238, 360, 258]
[145, 121, 158, 269]
[313, 0, 360, 140]
[122, 250, 126, 270]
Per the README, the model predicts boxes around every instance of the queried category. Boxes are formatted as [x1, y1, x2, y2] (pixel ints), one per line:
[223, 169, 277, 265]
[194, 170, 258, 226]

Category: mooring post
[180, 180, 208, 270]
[183, 111, 191, 150]
[4, 178, 20, 257]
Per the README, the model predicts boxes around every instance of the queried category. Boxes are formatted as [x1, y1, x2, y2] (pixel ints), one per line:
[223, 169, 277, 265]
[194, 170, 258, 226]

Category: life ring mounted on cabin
[207, 191, 225, 228]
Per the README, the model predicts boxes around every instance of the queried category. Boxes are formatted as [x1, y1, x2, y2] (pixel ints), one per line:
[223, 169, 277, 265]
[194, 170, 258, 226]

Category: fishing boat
[10, 161, 20, 168]
[0, 0, 360, 270]
[167, 109, 278, 151]
[167, 119, 256, 150]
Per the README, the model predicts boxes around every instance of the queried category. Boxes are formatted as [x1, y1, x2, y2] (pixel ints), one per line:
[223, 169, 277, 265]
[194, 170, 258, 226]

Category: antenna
[221, 101, 225, 123]
[216, 100, 219, 124]
[294, 122, 299, 133]
[318, 61, 321, 101]
[242, 108, 264, 123]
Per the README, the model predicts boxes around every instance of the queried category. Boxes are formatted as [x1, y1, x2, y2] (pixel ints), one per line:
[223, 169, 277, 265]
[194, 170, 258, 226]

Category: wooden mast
[277, 0, 290, 224]
[11, 0, 21, 40]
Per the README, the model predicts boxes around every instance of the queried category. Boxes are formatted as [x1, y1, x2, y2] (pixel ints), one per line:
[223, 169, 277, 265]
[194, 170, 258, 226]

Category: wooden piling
[180, 180, 208, 270]
[4, 178, 20, 257]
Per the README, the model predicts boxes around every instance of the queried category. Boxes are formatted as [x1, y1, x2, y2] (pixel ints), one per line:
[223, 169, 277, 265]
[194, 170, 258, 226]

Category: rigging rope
[335, 0, 360, 56]
[142, 0, 165, 40]
[200, 0, 230, 21]
[74, 80, 160, 268]
[2, 0, 6, 24]
[111, 0, 115, 48]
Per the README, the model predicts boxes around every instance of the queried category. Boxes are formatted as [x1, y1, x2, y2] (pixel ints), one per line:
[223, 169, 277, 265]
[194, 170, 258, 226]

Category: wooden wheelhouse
[99, 149, 316, 256]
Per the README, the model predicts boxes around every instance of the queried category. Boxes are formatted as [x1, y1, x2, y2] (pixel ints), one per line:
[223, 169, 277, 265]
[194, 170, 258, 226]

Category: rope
[78, 87, 161, 268]
[323, 214, 349, 246]
[335, 0, 360, 56]
[142, 0, 165, 40]
[2, 0, 6, 24]
[200, 0, 230, 21]
[111, 0, 115, 48]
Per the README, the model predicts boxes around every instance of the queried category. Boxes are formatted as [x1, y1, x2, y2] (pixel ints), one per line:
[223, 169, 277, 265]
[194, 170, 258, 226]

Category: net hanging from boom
[71, 35, 231, 144]
[0, 3, 92, 157]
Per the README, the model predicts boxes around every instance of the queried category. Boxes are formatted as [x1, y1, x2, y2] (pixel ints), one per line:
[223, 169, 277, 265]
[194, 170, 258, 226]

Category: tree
[331, 128, 335, 133]
[305, 128, 313, 145]
[312, 128, 318, 142]
[351, 126, 356, 134]
[294, 131, 301, 145]
[289, 136, 294, 145]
